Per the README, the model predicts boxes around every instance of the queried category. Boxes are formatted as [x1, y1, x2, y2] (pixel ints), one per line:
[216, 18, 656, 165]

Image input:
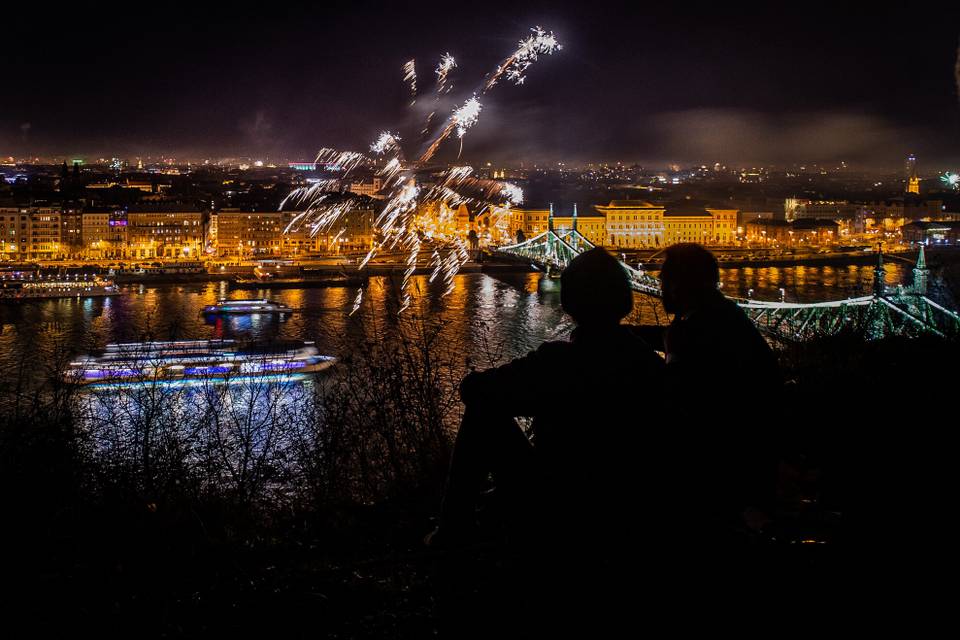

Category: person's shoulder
[533, 339, 575, 360]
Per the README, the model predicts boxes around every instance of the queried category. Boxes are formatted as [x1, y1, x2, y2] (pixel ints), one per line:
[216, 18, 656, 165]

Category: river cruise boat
[0, 272, 117, 301]
[65, 339, 334, 385]
[201, 298, 293, 315]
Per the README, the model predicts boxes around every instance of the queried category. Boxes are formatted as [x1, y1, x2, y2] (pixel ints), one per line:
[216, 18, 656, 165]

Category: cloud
[19, 122, 31, 141]
[646, 109, 916, 166]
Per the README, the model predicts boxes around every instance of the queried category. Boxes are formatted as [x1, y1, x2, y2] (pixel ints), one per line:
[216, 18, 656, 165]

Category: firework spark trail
[421, 111, 435, 138]
[442, 245, 466, 296]
[428, 249, 443, 283]
[436, 53, 456, 94]
[402, 234, 420, 287]
[315, 148, 368, 172]
[483, 26, 562, 91]
[403, 59, 417, 104]
[349, 288, 363, 316]
[280, 27, 559, 310]
[398, 293, 411, 315]
[419, 27, 560, 163]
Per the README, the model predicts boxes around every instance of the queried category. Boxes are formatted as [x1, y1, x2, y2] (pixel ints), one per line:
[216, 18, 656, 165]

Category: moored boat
[201, 298, 293, 315]
[65, 339, 334, 385]
[0, 272, 117, 301]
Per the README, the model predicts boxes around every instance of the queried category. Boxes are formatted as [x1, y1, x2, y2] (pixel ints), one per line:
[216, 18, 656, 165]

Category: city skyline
[3, 3, 960, 168]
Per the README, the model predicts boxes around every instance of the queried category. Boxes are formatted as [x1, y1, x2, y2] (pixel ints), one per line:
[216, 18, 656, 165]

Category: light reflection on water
[0, 264, 907, 375]
[0, 265, 912, 434]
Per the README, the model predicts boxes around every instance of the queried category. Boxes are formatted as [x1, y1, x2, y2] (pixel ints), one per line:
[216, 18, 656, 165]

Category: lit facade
[0, 207, 23, 259]
[745, 218, 839, 245]
[216, 211, 285, 257]
[551, 209, 606, 247]
[27, 208, 63, 259]
[60, 209, 84, 257]
[125, 208, 204, 259]
[596, 201, 665, 248]
[314, 208, 375, 252]
[348, 178, 383, 199]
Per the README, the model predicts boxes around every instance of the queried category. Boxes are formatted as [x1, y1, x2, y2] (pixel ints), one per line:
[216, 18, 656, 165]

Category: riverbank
[10, 247, 955, 285]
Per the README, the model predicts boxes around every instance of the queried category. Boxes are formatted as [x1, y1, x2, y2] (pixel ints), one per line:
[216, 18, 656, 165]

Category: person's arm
[459, 342, 564, 417]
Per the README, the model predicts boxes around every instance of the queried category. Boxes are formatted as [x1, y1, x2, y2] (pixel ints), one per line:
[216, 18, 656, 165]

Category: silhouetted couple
[430, 244, 781, 557]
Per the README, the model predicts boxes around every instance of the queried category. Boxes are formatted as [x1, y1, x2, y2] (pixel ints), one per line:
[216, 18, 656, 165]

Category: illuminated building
[790, 218, 839, 244]
[595, 200, 738, 248]
[216, 210, 285, 257]
[60, 208, 84, 258]
[314, 208, 375, 253]
[901, 220, 960, 245]
[787, 200, 862, 222]
[347, 178, 383, 198]
[744, 219, 791, 244]
[508, 207, 546, 239]
[280, 213, 319, 256]
[745, 218, 838, 245]
[27, 208, 63, 259]
[125, 204, 204, 259]
[85, 179, 162, 193]
[508, 206, 561, 241]
[596, 200, 664, 248]
[0, 207, 23, 259]
[550, 204, 606, 247]
[82, 209, 128, 259]
[906, 154, 920, 195]
[663, 203, 738, 246]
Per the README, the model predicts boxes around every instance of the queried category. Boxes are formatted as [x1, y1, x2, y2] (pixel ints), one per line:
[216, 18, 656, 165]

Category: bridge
[493, 208, 960, 342]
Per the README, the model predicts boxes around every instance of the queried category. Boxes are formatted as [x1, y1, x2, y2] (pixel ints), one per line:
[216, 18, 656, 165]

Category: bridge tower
[547, 203, 556, 260]
[873, 242, 887, 296]
[912, 244, 928, 295]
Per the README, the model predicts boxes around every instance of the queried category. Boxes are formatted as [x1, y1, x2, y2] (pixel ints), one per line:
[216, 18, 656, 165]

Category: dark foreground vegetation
[1, 309, 954, 636]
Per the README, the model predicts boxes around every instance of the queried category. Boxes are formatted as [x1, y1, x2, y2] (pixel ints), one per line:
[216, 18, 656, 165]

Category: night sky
[4, 2, 960, 169]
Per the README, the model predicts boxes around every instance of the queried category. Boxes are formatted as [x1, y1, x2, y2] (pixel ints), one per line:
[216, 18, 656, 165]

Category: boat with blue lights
[201, 298, 293, 315]
[66, 339, 334, 385]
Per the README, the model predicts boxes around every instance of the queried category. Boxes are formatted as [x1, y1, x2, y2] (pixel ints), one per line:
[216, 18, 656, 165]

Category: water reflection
[0, 265, 910, 375]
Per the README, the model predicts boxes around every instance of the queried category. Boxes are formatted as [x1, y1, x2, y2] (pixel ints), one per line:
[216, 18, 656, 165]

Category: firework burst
[282, 27, 560, 314]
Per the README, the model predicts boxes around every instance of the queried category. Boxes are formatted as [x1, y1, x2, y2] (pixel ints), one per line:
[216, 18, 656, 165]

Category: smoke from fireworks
[282, 27, 561, 314]
[956, 40, 960, 104]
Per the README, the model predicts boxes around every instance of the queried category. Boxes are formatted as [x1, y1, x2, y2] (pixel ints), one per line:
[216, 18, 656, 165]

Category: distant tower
[906, 154, 920, 194]
[912, 244, 928, 295]
[873, 242, 887, 296]
[548, 202, 554, 232]
[572, 203, 578, 231]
